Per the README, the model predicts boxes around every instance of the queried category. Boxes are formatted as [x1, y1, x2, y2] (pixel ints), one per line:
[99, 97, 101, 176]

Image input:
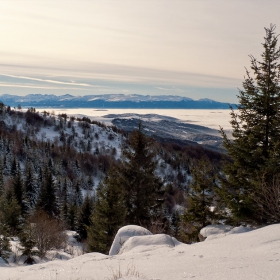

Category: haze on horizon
[0, 0, 279, 103]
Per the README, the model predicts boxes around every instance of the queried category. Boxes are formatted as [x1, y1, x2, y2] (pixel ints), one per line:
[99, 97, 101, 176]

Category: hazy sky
[0, 0, 280, 102]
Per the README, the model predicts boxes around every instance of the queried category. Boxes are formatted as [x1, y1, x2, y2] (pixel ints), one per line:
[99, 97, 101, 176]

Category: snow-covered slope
[1, 224, 280, 280]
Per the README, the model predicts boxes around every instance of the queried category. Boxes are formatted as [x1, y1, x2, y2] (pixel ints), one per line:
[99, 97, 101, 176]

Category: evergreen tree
[120, 123, 164, 228]
[86, 176, 94, 191]
[184, 158, 217, 241]
[10, 157, 17, 177]
[24, 162, 38, 212]
[60, 178, 70, 225]
[0, 223, 11, 263]
[76, 195, 94, 241]
[19, 222, 38, 264]
[170, 210, 182, 240]
[87, 166, 126, 254]
[72, 180, 83, 207]
[219, 24, 280, 224]
[67, 203, 79, 230]
[0, 194, 22, 235]
[36, 167, 58, 217]
[12, 171, 24, 214]
[0, 168, 4, 197]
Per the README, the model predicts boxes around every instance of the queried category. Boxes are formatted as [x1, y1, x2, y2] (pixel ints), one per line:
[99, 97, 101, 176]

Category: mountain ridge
[0, 94, 236, 109]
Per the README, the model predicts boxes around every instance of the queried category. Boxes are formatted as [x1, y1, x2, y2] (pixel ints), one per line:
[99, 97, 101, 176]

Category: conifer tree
[36, 167, 58, 217]
[24, 162, 38, 212]
[168, 210, 179, 237]
[73, 180, 83, 207]
[60, 178, 70, 225]
[0, 169, 4, 197]
[219, 24, 280, 224]
[76, 195, 94, 241]
[0, 194, 22, 235]
[120, 123, 164, 228]
[12, 171, 24, 214]
[0, 223, 11, 263]
[87, 166, 126, 254]
[10, 157, 17, 177]
[67, 203, 79, 230]
[19, 222, 38, 264]
[184, 158, 217, 241]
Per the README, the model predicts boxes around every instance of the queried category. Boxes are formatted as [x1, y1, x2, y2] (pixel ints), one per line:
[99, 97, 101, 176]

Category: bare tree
[253, 173, 280, 224]
[28, 211, 67, 258]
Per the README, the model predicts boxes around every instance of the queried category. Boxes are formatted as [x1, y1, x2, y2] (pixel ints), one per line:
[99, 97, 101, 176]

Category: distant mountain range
[0, 94, 236, 109]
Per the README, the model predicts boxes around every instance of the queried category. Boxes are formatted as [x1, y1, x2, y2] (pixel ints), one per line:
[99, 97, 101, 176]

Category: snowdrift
[1, 224, 280, 280]
[109, 225, 152, 255]
[200, 224, 252, 240]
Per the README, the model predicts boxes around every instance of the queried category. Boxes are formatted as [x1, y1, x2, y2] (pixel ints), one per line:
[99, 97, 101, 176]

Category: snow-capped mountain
[0, 94, 234, 109]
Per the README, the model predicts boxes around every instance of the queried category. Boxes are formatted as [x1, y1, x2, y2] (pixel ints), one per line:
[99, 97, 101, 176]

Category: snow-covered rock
[119, 234, 176, 255]
[200, 224, 252, 241]
[109, 225, 152, 256]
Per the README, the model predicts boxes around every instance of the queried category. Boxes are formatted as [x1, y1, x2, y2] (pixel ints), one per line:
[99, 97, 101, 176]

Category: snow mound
[109, 225, 152, 256]
[119, 234, 176, 255]
[200, 224, 252, 240]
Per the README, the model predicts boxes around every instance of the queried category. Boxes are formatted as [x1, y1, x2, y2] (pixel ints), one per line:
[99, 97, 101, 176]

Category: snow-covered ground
[1, 224, 279, 280]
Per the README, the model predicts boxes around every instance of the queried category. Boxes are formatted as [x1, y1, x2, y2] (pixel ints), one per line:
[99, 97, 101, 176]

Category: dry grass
[105, 263, 146, 280]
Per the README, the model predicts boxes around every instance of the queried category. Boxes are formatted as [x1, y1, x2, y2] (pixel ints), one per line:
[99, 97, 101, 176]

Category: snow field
[1, 224, 280, 279]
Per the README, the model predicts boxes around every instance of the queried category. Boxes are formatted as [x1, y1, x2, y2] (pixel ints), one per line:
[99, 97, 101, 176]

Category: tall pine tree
[219, 24, 280, 225]
[24, 162, 38, 212]
[36, 167, 58, 217]
[120, 123, 164, 228]
[76, 195, 94, 241]
[184, 158, 218, 241]
[87, 165, 126, 254]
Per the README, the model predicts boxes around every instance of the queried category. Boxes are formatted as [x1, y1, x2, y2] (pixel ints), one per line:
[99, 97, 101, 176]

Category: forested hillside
[0, 102, 223, 263]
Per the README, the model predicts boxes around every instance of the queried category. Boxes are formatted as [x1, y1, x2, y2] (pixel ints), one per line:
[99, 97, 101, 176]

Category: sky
[0, 1, 280, 103]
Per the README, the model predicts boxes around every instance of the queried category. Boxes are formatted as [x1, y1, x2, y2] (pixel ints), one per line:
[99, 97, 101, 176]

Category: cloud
[1, 61, 241, 89]
[0, 82, 91, 90]
[1, 74, 96, 87]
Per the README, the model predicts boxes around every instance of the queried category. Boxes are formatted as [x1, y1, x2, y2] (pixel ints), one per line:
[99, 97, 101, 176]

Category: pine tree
[10, 157, 17, 177]
[36, 167, 58, 217]
[19, 222, 38, 264]
[0, 168, 4, 197]
[219, 24, 280, 224]
[76, 195, 94, 241]
[67, 203, 79, 230]
[60, 178, 70, 225]
[87, 166, 126, 254]
[24, 162, 38, 212]
[0, 194, 22, 235]
[120, 123, 164, 228]
[0, 223, 11, 263]
[184, 158, 217, 241]
[170, 210, 182, 240]
[86, 176, 94, 191]
[72, 180, 83, 207]
[12, 171, 24, 214]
